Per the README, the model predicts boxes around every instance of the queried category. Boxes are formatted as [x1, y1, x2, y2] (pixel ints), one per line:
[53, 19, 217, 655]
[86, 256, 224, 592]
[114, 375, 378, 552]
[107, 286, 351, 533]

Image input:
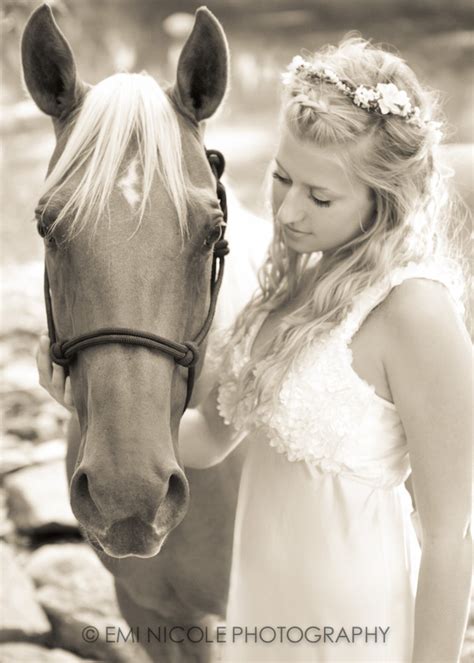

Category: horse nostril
[75, 471, 90, 501]
[71, 469, 103, 524]
[75, 471, 101, 516]
[167, 472, 187, 505]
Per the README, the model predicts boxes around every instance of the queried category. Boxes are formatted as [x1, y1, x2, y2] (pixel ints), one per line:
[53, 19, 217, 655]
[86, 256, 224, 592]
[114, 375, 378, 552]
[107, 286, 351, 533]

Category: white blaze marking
[118, 158, 141, 209]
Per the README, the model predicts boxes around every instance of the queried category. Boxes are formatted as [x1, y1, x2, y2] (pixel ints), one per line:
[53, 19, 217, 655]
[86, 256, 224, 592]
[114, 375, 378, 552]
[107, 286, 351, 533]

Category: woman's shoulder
[378, 275, 471, 360]
[339, 260, 465, 344]
[383, 275, 457, 319]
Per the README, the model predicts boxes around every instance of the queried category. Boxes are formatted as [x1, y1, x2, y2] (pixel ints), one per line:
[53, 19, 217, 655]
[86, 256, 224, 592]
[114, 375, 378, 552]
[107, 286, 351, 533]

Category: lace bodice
[213, 261, 464, 488]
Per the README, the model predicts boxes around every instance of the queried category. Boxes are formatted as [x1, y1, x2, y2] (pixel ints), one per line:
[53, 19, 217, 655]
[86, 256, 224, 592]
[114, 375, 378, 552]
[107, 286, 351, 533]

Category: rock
[3, 401, 67, 444]
[31, 412, 64, 443]
[27, 544, 118, 616]
[4, 461, 78, 534]
[0, 542, 51, 642]
[0, 642, 96, 662]
[27, 544, 149, 662]
[0, 439, 66, 476]
[1, 359, 42, 393]
[0, 486, 15, 538]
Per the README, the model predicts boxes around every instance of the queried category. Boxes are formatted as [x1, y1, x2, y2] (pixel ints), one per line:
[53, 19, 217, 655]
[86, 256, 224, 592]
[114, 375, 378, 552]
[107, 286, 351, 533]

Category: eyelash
[271, 172, 331, 208]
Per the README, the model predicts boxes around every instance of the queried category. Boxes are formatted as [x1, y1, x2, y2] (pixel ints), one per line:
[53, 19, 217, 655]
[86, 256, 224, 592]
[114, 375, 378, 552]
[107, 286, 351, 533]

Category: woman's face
[272, 127, 375, 254]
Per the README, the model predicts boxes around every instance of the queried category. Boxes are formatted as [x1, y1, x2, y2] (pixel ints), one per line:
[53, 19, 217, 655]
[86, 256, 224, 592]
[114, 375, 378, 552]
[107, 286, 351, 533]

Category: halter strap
[44, 148, 229, 411]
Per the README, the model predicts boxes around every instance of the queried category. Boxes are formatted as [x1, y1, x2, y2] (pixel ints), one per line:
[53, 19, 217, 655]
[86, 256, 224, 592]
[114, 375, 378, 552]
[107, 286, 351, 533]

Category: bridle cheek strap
[44, 149, 229, 411]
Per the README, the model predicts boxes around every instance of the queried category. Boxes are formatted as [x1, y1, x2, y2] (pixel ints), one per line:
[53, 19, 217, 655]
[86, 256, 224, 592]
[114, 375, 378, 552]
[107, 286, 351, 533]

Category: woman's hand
[36, 333, 76, 412]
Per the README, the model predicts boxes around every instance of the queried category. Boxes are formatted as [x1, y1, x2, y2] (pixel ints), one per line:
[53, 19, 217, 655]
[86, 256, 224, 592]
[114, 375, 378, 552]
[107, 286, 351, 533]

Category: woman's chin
[282, 231, 318, 253]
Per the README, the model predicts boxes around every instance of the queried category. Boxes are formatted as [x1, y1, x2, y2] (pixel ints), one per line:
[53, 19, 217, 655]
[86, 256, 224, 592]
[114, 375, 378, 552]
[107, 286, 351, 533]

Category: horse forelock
[39, 72, 189, 240]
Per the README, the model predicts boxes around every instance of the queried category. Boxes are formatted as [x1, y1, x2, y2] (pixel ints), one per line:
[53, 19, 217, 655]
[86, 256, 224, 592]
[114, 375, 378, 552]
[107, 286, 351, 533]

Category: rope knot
[50, 342, 69, 367]
[176, 341, 200, 368]
[214, 238, 230, 258]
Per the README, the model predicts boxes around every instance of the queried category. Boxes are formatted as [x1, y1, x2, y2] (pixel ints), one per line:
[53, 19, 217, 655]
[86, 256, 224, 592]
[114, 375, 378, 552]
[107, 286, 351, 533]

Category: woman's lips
[284, 225, 311, 236]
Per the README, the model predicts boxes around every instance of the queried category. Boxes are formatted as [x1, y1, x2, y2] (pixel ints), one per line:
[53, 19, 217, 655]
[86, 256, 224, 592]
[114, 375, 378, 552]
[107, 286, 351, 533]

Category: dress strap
[338, 260, 465, 344]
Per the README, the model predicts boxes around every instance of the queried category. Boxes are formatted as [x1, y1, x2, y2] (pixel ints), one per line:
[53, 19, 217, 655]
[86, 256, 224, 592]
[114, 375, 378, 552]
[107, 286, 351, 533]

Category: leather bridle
[42, 149, 229, 411]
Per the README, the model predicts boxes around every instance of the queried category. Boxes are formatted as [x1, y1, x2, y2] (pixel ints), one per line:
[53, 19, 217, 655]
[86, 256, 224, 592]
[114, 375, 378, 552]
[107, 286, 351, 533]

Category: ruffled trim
[214, 260, 459, 487]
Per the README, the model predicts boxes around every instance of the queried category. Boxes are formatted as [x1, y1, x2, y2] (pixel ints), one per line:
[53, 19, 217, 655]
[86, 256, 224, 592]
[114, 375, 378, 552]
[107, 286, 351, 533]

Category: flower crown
[282, 55, 440, 134]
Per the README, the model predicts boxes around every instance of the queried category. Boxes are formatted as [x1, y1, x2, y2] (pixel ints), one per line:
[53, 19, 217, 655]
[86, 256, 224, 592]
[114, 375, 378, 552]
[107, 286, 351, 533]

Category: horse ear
[173, 7, 229, 122]
[21, 4, 85, 118]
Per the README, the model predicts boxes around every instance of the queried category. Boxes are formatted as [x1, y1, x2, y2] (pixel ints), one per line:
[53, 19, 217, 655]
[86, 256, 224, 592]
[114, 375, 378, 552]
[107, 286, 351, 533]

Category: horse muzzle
[86, 519, 170, 559]
[70, 452, 189, 558]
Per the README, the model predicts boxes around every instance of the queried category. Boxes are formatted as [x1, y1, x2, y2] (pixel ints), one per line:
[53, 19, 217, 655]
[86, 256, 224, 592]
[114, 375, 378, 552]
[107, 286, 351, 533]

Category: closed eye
[273, 172, 331, 208]
[272, 171, 291, 185]
[309, 192, 331, 208]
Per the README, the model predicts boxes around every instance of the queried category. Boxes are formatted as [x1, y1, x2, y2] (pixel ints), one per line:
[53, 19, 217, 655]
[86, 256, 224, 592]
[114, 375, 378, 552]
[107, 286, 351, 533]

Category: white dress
[213, 262, 464, 663]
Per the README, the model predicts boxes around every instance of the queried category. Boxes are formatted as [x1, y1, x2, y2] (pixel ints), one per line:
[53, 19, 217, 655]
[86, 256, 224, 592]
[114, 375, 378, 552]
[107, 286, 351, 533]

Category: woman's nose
[276, 187, 306, 226]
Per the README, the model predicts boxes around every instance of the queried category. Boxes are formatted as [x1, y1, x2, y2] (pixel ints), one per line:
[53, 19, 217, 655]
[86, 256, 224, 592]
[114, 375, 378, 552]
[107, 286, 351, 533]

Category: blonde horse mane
[40, 72, 188, 238]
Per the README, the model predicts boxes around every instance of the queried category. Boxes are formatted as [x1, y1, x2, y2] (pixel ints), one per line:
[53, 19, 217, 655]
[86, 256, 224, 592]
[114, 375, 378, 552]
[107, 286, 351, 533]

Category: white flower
[353, 85, 378, 108]
[323, 68, 339, 84]
[375, 83, 412, 116]
[288, 55, 306, 72]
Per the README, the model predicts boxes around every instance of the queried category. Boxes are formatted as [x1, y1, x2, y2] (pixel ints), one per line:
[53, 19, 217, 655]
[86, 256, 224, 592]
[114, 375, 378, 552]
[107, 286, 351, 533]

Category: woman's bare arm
[179, 383, 246, 469]
[383, 279, 472, 663]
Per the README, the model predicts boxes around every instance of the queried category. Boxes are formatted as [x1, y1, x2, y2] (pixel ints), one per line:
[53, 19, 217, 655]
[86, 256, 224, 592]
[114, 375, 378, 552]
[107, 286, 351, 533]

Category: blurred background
[2, 0, 474, 261]
[0, 1, 473, 662]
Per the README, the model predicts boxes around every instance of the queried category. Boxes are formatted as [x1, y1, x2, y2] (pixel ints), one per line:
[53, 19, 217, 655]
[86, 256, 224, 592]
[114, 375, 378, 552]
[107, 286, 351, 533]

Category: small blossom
[376, 83, 412, 116]
[353, 85, 379, 108]
[323, 68, 339, 83]
[288, 55, 306, 72]
[336, 81, 351, 94]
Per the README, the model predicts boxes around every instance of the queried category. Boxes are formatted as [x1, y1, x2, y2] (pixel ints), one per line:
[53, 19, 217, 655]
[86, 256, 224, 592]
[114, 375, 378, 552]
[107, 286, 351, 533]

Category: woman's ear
[21, 4, 86, 119]
[172, 7, 229, 122]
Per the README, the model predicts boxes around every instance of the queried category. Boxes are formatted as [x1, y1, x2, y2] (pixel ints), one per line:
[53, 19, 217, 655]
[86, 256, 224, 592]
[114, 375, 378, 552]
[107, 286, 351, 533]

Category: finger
[36, 334, 52, 387]
[51, 362, 67, 403]
[64, 376, 76, 411]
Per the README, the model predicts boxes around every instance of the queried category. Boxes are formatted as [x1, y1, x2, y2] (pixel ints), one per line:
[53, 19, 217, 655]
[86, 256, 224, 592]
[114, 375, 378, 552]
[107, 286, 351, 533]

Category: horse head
[21, 4, 229, 558]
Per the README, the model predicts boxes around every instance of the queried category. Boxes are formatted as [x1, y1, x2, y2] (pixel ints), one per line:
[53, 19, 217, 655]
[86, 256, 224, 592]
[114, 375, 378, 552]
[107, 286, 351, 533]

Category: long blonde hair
[223, 37, 466, 412]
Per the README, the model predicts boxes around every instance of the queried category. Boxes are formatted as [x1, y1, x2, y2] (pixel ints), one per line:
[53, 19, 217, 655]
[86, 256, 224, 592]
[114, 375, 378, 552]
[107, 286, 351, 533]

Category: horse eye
[36, 219, 58, 247]
[36, 220, 48, 238]
[204, 224, 223, 248]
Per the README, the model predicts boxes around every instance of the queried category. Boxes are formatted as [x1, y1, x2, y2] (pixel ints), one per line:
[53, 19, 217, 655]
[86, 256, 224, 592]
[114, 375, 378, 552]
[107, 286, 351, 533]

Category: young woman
[38, 39, 471, 662]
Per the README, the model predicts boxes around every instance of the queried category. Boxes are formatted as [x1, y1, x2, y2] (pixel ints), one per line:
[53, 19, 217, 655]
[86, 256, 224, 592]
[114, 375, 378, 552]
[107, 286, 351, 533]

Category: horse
[21, 5, 266, 661]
